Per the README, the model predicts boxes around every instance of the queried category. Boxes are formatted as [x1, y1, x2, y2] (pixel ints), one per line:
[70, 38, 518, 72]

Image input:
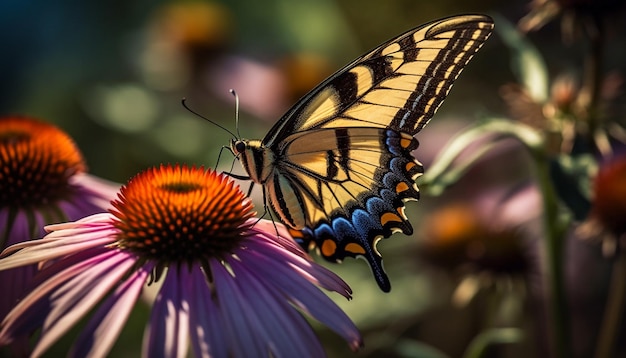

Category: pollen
[111, 164, 255, 263]
[0, 116, 86, 208]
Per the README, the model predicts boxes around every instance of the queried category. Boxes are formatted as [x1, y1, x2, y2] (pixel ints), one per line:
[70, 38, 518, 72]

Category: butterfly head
[230, 138, 247, 157]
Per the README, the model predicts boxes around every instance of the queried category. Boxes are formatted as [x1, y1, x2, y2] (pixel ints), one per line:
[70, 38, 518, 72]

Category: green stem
[532, 153, 570, 358]
[594, 249, 626, 358]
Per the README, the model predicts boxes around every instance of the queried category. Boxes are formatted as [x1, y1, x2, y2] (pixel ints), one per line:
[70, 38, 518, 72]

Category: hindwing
[276, 128, 422, 291]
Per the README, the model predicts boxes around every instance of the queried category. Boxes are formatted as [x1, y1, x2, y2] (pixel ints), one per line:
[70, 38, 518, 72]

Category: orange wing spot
[396, 182, 410, 193]
[397, 206, 407, 218]
[400, 137, 413, 149]
[345, 243, 366, 255]
[381, 212, 403, 226]
[321, 239, 337, 257]
[405, 161, 417, 172]
[288, 228, 305, 239]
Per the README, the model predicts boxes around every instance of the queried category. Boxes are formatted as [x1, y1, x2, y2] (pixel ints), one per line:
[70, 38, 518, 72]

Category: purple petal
[227, 258, 325, 357]
[0, 265, 37, 319]
[245, 219, 310, 258]
[0, 208, 39, 248]
[210, 260, 267, 357]
[47, 174, 118, 235]
[143, 266, 190, 358]
[69, 173, 120, 210]
[30, 247, 109, 286]
[32, 251, 136, 356]
[0, 218, 117, 269]
[243, 238, 352, 296]
[0, 249, 117, 344]
[71, 261, 153, 358]
[47, 213, 115, 228]
[186, 266, 228, 358]
[236, 248, 362, 350]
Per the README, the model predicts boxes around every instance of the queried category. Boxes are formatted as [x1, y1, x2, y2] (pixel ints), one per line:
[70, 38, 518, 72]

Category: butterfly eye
[235, 141, 246, 154]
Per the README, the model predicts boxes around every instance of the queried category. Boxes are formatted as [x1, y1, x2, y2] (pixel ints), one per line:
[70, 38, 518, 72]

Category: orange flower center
[593, 156, 626, 234]
[421, 204, 528, 274]
[0, 116, 85, 208]
[111, 165, 254, 263]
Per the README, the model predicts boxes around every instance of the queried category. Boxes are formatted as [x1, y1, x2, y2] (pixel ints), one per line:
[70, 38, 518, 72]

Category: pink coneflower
[578, 154, 626, 254]
[418, 184, 541, 306]
[0, 164, 362, 357]
[0, 116, 118, 322]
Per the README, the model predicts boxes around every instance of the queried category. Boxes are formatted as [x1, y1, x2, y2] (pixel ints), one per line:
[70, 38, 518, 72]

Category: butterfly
[229, 14, 494, 291]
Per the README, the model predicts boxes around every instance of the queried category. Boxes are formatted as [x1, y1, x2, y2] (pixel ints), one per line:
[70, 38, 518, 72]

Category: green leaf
[462, 328, 524, 358]
[550, 154, 596, 220]
[493, 14, 549, 103]
[421, 118, 544, 196]
[394, 339, 450, 358]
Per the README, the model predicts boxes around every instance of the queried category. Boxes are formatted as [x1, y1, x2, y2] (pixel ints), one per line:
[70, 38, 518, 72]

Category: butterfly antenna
[181, 98, 238, 139]
[229, 89, 242, 139]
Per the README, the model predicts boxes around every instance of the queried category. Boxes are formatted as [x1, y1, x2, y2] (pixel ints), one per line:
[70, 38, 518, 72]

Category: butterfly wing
[263, 14, 494, 144]
[263, 14, 494, 291]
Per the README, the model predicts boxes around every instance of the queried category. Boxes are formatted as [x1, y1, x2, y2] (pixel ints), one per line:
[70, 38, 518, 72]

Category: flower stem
[531, 151, 571, 358]
[594, 249, 626, 358]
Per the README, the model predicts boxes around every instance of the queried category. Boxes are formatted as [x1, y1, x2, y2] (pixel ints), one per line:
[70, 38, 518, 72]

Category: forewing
[262, 14, 494, 147]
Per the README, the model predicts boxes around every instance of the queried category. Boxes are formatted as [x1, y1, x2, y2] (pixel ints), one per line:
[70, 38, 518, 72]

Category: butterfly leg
[252, 184, 281, 237]
[226, 179, 281, 237]
[214, 145, 235, 169]
[246, 182, 255, 197]
[223, 172, 251, 181]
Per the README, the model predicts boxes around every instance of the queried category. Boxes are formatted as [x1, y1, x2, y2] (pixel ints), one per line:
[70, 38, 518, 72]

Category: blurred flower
[279, 52, 333, 104]
[0, 165, 361, 357]
[500, 73, 623, 154]
[519, 0, 626, 41]
[209, 52, 333, 121]
[139, 1, 232, 91]
[419, 184, 541, 306]
[210, 55, 289, 120]
[500, 75, 578, 154]
[578, 154, 626, 255]
[152, 1, 231, 51]
[518, 0, 561, 34]
[0, 116, 118, 324]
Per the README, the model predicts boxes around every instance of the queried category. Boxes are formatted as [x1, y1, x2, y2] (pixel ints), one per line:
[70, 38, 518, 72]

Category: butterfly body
[231, 15, 494, 291]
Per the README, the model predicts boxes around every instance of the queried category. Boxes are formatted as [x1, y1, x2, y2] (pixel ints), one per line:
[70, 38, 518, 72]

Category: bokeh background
[2, 0, 625, 357]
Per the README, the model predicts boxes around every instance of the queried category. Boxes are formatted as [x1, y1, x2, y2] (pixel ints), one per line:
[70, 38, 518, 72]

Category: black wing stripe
[335, 128, 351, 176]
[329, 71, 359, 107]
[390, 25, 491, 133]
